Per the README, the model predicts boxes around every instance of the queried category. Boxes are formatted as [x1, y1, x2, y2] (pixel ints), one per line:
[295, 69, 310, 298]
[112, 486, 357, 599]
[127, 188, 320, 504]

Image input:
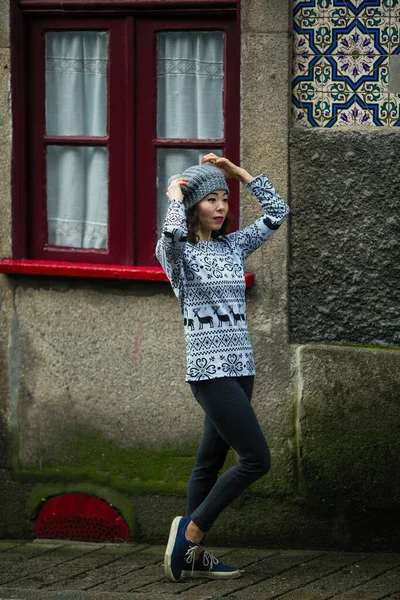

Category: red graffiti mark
[133, 323, 143, 367]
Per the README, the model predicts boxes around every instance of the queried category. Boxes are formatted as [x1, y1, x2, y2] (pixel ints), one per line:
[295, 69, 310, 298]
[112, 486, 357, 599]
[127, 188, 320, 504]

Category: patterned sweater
[156, 174, 290, 381]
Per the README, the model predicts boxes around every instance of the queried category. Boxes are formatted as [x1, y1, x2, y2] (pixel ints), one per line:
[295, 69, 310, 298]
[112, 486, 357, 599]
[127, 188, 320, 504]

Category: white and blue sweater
[156, 174, 290, 382]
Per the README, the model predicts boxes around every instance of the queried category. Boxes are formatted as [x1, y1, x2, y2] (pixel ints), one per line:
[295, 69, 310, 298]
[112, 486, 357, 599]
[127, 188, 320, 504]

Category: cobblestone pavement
[0, 541, 399, 600]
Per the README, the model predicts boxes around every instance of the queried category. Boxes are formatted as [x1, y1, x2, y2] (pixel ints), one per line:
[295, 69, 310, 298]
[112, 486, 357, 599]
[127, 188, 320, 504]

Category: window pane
[157, 31, 224, 140]
[157, 148, 223, 234]
[46, 31, 108, 137]
[47, 146, 108, 249]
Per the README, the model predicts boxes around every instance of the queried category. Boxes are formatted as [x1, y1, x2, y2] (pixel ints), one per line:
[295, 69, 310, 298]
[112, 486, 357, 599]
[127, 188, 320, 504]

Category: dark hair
[186, 205, 232, 244]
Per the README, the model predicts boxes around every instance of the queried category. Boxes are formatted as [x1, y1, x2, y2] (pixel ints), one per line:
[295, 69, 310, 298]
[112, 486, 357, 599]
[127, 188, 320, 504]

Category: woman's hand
[167, 178, 189, 202]
[201, 153, 253, 184]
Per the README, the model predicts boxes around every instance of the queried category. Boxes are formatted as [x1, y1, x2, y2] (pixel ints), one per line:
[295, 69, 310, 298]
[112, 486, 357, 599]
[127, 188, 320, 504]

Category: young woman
[156, 153, 290, 582]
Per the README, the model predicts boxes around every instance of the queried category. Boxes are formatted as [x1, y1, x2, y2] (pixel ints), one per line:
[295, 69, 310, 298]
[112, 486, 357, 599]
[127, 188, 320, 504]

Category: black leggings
[186, 376, 271, 532]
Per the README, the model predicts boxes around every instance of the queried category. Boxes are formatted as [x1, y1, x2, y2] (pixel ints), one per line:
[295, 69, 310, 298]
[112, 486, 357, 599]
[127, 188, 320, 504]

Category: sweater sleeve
[226, 173, 290, 261]
[155, 200, 187, 299]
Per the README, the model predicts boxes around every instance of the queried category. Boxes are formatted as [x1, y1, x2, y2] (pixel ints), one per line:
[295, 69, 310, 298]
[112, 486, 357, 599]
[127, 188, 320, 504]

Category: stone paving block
[2, 544, 151, 589]
[89, 545, 231, 593]
[0, 589, 199, 600]
[12, 550, 143, 590]
[175, 570, 268, 598]
[83, 544, 147, 556]
[58, 552, 116, 567]
[0, 542, 67, 562]
[0, 546, 106, 585]
[0, 542, 24, 553]
[329, 564, 400, 600]
[0, 544, 399, 600]
[277, 554, 400, 599]
[53, 548, 152, 590]
[186, 550, 325, 598]
[224, 551, 368, 598]
[2, 568, 94, 590]
[88, 562, 164, 592]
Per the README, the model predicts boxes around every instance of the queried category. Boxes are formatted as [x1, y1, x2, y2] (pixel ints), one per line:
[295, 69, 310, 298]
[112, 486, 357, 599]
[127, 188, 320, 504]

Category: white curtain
[157, 31, 224, 233]
[46, 31, 108, 249]
[45, 30, 225, 247]
[157, 31, 224, 139]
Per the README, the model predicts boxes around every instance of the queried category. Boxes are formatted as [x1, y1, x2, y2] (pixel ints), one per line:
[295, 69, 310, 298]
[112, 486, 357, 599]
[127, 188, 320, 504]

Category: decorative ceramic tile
[293, 0, 315, 7]
[294, 6, 323, 28]
[327, 97, 360, 125]
[357, 9, 392, 50]
[293, 1, 329, 19]
[391, 14, 400, 53]
[352, 93, 391, 123]
[326, 20, 388, 53]
[293, 0, 397, 17]
[386, 93, 400, 122]
[294, 12, 330, 54]
[384, 0, 400, 12]
[329, 53, 388, 90]
[358, 57, 389, 89]
[292, 104, 313, 127]
[293, 48, 315, 77]
[332, 1, 395, 15]
[340, 99, 377, 124]
[322, 93, 358, 125]
[293, 56, 333, 94]
[323, 5, 354, 24]
[293, 61, 323, 104]
[292, 1, 399, 126]
[293, 91, 338, 126]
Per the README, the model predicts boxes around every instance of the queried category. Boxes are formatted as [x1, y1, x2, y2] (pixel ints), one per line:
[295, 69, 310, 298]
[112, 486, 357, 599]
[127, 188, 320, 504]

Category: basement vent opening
[34, 494, 130, 543]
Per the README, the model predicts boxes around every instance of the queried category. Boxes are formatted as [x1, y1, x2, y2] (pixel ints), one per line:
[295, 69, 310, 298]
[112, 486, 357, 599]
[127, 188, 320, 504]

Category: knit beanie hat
[168, 163, 229, 210]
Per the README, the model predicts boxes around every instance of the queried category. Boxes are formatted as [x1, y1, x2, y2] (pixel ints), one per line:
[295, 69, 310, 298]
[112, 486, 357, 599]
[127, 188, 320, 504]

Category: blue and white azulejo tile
[293, 0, 400, 126]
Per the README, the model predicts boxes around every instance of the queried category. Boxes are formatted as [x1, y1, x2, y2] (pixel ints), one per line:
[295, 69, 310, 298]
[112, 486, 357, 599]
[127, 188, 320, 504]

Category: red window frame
[11, 2, 240, 268]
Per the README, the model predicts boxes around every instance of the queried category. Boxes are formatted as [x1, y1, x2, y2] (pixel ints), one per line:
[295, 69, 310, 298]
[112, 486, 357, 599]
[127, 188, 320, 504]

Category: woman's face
[195, 190, 229, 234]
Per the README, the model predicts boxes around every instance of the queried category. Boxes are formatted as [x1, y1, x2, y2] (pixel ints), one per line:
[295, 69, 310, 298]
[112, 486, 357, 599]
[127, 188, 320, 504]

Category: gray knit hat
[168, 163, 229, 210]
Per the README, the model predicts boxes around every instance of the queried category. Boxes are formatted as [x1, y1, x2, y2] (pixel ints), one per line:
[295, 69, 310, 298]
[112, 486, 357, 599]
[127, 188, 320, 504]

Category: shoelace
[202, 550, 219, 571]
[184, 544, 201, 575]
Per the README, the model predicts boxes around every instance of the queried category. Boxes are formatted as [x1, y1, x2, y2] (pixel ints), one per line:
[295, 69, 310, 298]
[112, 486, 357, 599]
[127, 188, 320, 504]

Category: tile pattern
[293, 0, 400, 126]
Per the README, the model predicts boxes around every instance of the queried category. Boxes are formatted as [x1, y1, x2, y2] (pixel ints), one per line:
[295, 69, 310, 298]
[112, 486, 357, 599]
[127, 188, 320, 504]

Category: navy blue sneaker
[164, 516, 200, 582]
[181, 549, 241, 579]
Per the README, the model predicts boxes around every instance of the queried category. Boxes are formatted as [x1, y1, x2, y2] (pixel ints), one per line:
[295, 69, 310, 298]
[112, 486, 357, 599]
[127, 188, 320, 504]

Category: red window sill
[0, 260, 254, 288]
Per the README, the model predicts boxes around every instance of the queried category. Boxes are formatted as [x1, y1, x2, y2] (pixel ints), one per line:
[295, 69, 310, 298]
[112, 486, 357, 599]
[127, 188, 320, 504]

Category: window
[12, 2, 240, 267]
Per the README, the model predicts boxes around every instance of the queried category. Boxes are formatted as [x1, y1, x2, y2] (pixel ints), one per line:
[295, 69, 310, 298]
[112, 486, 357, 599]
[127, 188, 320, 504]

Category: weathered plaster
[0, 2, 9, 49]
[241, 0, 290, 34]
[0, 468, 34, 539]
[289, 129, 400, 347]
[14, 283, 205, 465]
[241, 1, 294, 495]
[0, 47, 11, 259]
[297, 344, 400, 510]
[0, 276, 13, 468]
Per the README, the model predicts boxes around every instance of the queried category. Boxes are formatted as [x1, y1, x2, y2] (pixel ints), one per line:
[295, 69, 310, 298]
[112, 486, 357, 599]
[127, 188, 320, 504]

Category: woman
[156, 153, 290, 582]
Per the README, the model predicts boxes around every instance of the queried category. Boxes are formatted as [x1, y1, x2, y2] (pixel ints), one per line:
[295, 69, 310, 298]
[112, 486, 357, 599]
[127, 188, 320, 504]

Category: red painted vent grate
[34, 494, 130, 542]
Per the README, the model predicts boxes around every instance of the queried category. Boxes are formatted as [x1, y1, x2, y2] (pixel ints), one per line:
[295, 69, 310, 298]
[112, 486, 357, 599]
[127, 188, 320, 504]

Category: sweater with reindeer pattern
[155, 174, 290, 382]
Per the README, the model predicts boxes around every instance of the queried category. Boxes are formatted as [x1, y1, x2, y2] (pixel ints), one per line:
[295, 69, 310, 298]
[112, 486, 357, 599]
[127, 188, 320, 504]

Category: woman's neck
[196, 227, 212, 242]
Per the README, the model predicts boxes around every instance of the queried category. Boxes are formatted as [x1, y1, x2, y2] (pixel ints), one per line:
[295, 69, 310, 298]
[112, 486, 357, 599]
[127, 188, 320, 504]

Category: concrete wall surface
[289, 129, 400, 347]
[296, 344, 400, 508]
